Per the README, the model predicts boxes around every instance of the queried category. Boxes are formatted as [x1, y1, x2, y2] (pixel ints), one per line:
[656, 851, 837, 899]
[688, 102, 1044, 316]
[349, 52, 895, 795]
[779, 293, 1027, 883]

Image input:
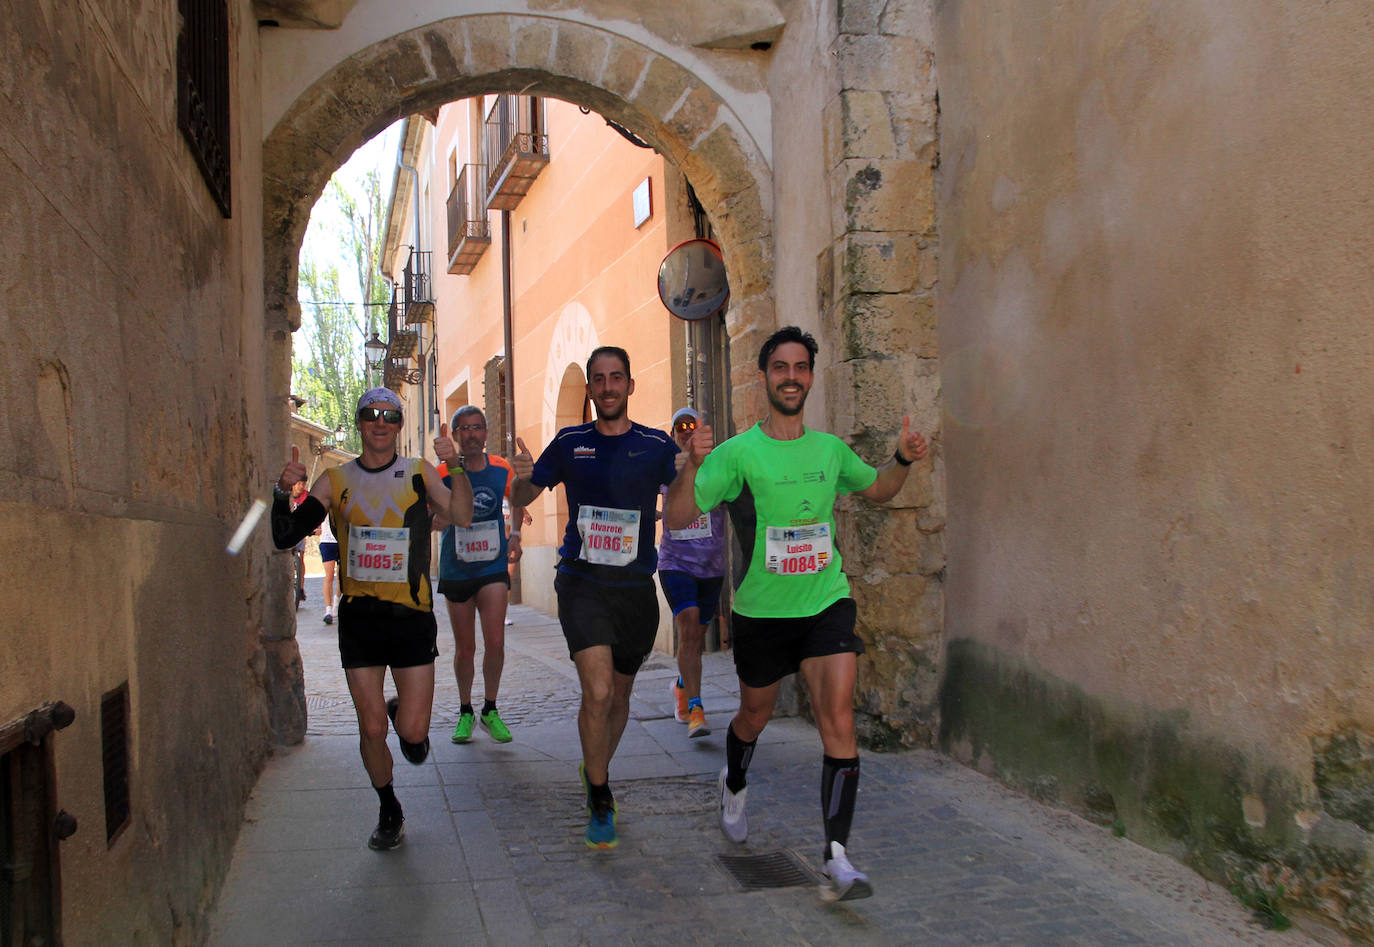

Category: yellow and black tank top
[326, 455, 433, 611]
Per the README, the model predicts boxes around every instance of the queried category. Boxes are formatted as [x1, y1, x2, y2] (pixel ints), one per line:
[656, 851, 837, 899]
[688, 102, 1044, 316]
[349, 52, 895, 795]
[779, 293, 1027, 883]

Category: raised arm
[663, 424, 713, 530]
[270, 445, 330, 548]
[507, 436, 544, 508]
[855, 415, 929, 503]
[429, 422, 474, 527]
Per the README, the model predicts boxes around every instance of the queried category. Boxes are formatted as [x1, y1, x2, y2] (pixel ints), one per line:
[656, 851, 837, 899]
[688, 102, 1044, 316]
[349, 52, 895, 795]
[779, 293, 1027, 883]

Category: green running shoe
[451, 711, 475, 744]
[479, 708, 513, 743]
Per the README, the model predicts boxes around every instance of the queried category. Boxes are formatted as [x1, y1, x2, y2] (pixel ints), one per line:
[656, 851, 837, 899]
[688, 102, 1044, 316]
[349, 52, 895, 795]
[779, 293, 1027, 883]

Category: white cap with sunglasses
[671, 407, 699, 430]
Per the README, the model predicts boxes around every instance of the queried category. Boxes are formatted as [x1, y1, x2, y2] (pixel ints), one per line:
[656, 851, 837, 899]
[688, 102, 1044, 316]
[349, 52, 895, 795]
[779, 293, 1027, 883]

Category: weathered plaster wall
[1, 1, 281, 940]
[935, 0, 1374, 934]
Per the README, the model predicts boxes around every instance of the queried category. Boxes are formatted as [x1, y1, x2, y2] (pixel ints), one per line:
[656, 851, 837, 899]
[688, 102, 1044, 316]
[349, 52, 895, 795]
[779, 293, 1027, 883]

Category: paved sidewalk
[209, 578, 1317, 945]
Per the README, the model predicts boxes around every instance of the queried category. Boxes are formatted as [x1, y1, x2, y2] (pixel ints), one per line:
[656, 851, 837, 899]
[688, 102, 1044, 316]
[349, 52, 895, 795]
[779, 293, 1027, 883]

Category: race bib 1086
[667, 512, 712, 541]
[577, 506, 640, 566]
[764, 523, 832, 575]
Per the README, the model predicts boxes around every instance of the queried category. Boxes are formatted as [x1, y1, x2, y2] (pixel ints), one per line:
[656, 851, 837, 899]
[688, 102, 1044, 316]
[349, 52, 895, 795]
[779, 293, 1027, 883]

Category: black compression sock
[481, 700, 496, 716]
[821, 755, 860, 860]
[374, 781, 402, 818]
[586, 778, 614, 812]
[725, 723, 757, 794]
[460, 704, 475, 716]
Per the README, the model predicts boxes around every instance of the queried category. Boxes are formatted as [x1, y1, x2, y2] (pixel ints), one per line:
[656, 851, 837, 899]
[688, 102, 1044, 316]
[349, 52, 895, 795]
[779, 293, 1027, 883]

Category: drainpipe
[398, 157, 426, 450]
[501, 209, 515, 456]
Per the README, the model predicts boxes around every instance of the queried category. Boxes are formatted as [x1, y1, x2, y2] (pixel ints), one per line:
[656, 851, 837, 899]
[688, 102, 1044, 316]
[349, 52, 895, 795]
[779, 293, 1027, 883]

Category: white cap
[671, 406, 699, 426]
[356, 386, 402, 412]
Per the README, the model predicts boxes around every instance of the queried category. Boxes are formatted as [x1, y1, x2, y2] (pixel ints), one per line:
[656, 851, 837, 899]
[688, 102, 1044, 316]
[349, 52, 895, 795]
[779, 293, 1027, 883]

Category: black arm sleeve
[271, 494, 327, 550]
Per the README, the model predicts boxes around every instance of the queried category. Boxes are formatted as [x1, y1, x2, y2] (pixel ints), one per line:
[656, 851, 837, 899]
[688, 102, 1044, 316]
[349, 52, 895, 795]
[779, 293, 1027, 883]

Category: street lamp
[364, 331, 388, 384]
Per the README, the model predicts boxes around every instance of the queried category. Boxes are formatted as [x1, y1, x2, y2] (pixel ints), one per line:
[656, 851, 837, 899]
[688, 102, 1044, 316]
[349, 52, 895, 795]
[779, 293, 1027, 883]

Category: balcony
[384, 288, 418, 366]
[383, 357, 417, 392]
[484, 94, 549, 211]
[400, 248, 434, 325]
[447, 163, 491, 275]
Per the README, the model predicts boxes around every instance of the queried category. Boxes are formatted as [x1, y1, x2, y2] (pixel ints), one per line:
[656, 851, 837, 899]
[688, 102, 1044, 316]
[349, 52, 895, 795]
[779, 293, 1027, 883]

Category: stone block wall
[822, 0, 946, 747]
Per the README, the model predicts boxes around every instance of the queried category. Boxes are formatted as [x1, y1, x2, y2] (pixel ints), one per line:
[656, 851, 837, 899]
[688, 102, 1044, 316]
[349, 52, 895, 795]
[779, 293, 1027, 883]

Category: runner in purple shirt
[659, 407, 727, 739]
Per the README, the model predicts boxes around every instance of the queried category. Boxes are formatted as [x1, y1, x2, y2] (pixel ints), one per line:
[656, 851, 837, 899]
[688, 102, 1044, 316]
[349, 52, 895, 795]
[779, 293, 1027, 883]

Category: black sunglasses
[358, 407, 403, 424]
[674, 419, 697, 431]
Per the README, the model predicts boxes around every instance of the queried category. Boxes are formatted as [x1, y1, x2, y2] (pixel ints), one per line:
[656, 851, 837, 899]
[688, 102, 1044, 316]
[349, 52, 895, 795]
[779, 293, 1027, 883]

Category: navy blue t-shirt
[530, 421, 679, 583]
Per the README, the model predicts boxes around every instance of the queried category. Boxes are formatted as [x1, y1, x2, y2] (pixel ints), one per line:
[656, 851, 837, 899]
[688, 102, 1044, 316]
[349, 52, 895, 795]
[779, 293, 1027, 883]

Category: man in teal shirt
[665, 326, 929, 901]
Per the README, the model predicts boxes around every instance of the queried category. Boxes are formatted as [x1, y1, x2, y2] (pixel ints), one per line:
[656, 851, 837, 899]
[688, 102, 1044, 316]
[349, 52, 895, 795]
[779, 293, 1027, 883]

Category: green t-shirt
[693, 423, 877, 618]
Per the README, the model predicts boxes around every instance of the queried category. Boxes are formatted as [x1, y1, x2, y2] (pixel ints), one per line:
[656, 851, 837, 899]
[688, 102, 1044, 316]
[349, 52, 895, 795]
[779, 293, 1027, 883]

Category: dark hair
[586, 345, 631, 378]
[757, 326, 818, 371]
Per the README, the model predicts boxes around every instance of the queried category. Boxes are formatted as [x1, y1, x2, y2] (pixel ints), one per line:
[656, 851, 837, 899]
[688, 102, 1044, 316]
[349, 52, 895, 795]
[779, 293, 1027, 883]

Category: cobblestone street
[209, 577, 1320, 945]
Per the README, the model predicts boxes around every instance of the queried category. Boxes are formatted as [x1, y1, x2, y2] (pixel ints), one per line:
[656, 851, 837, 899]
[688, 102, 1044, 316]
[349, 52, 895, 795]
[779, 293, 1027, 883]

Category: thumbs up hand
[512, 436, 534, 481]
[277, 445, 308, 493]
[434, 422, 457, 464]
[894, 415, 929, 465]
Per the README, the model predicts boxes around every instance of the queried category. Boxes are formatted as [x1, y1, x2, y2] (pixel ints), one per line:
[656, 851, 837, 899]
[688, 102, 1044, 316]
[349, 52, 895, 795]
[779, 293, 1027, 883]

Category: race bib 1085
[348, 525, 409, 582]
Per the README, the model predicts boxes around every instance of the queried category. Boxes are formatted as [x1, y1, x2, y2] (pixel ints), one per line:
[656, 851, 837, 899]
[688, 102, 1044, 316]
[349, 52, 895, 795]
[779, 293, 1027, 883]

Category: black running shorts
[554, 568, 658, 675]
[337, 595, 439, 669]
[730, 598, 864, 688]
[438, 571, 510, 604]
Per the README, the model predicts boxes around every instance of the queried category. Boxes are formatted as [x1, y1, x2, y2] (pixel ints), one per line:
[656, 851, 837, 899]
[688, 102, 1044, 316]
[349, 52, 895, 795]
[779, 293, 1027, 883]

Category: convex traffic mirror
[658, 238, 729, 321]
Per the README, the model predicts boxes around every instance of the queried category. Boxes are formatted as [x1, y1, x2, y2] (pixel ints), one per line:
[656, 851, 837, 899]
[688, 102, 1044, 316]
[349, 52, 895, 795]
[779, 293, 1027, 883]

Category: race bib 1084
[764, 523, 832, 575]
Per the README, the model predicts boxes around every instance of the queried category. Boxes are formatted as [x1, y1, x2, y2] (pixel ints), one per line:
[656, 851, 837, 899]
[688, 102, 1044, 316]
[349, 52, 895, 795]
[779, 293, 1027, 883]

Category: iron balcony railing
[484, 94, 550, 210]
[400, 248, 434, 325]
[447, 163, 491, 274]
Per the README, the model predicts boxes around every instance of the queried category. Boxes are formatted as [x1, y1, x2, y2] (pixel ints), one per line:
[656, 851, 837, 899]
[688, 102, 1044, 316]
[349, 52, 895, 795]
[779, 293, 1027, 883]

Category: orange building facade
[381, 98, 726, 651]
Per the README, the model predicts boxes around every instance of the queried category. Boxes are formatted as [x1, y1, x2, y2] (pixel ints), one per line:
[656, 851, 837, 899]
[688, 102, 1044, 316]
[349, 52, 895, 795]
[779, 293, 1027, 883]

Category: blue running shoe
[585, 801, 618, 850]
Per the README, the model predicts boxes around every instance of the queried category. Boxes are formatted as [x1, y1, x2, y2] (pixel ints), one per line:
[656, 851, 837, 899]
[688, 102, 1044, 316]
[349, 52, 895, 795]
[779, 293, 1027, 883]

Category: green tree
[293, 168, 392, 454]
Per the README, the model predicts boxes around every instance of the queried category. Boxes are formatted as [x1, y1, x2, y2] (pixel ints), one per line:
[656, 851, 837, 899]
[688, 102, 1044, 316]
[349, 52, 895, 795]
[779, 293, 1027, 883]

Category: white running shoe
[718, 767, 748, 843]
[821, 842, 873, 901]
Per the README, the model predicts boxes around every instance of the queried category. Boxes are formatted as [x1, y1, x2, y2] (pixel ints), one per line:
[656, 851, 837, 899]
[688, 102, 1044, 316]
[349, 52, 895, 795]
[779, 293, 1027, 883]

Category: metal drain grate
[716, 849, 821, 890]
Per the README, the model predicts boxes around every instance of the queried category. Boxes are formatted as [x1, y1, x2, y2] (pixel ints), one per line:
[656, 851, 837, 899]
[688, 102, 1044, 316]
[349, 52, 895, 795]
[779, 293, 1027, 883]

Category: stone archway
[259, 12, 781, 727]
[262, 13, 777, 437]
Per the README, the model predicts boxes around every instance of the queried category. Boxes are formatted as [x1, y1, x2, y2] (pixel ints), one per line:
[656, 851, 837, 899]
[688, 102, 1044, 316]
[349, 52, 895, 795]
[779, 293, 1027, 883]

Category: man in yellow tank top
[272, 387, 473, 851]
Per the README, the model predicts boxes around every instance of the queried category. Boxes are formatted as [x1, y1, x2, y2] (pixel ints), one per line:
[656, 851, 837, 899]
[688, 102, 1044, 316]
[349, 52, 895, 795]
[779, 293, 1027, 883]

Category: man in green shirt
[665, 326, 929, 901]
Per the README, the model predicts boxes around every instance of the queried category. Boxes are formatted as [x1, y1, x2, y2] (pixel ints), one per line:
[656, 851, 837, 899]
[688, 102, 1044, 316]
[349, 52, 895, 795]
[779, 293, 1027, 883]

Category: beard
[595, 398, 626, 422]
[766, 383, 807, 416]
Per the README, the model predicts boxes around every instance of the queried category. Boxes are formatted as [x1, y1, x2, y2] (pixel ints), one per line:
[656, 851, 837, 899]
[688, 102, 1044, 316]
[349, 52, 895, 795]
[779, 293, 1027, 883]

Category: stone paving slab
[209, 578, 1320, 945]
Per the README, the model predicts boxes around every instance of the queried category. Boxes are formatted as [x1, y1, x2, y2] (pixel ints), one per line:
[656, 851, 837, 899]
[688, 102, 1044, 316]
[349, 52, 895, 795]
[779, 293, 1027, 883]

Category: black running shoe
[386, 697, 430, 765]
[368, 810, 404, 851]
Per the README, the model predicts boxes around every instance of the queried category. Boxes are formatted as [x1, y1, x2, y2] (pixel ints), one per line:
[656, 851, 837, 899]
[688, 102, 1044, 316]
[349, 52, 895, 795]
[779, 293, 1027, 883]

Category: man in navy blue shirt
[510, 346, 678, 850]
